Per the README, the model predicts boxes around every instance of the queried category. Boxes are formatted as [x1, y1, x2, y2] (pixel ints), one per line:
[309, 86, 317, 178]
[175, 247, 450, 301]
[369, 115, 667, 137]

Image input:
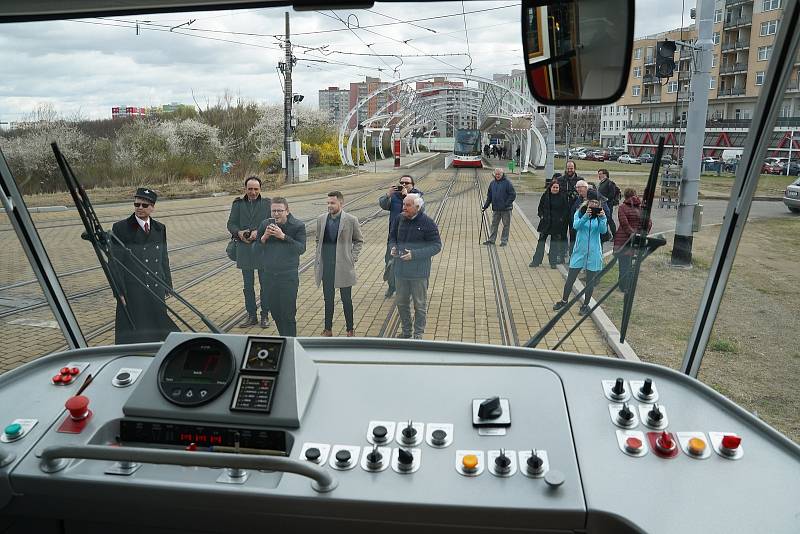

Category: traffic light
[656, 40, 677, 78]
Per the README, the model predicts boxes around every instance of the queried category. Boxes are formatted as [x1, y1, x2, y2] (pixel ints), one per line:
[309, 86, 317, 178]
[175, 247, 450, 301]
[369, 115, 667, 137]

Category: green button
[4, 423, 22, 437]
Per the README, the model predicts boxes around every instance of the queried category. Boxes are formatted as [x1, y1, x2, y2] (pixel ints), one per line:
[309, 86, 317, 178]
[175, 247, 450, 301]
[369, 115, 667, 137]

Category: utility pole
[544, 105, 556, 182]
[671, 0, 713, 265]
[282, 11, 295, 184]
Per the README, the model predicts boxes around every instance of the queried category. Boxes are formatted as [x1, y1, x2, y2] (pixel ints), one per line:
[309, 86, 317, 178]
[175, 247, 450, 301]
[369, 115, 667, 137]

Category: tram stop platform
[0, 166, 617, 374]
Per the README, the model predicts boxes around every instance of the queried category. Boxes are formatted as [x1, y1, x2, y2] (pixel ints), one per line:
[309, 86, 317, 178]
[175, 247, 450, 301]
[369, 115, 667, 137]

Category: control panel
[0, 333, 798, 534]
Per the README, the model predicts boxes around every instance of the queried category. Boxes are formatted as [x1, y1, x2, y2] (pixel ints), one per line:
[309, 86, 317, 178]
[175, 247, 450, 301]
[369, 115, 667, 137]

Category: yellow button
[462, 454, 479, 470]
[688, 437, 706, 455]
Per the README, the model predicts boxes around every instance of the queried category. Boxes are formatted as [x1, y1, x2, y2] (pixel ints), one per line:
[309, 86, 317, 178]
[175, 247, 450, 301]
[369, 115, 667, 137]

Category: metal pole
[787, 130, 793, 176]
[671, 0, 714, 265]
[544, 105, 555, 181]
[283, 12, 295, 184]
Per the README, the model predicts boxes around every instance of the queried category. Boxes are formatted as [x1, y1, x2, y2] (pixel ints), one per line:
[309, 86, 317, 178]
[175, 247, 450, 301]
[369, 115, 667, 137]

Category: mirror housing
[521, 0, 635, 105]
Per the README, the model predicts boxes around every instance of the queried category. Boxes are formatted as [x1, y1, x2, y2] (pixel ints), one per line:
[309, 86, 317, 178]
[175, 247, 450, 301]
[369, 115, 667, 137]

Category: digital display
[231, 375, 276, 413]
[182, 349, 220, 378]
[157, 338, 235, 407]
[120, 420, 288, 453]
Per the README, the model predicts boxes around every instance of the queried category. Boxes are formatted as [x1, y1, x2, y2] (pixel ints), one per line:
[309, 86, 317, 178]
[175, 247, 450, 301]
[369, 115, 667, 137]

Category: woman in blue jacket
[553, 198, 608, 316]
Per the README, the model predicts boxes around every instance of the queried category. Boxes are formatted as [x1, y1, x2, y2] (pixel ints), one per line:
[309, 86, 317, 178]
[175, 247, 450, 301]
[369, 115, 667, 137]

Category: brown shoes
[321, 329, 333, 337]
[346, 330, 355, 337]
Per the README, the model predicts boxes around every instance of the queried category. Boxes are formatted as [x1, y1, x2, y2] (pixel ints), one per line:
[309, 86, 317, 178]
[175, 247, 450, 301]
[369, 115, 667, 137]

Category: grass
[709, 339, 738, 353]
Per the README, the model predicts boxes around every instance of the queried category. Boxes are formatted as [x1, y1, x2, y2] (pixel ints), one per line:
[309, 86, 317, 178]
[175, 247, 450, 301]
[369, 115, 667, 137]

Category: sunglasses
[133, 202, 151, 208]
[399, 182, 412, 185]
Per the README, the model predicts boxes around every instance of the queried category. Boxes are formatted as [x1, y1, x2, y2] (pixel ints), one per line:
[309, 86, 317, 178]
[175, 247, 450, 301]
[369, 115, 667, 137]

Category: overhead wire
[460, 1, 474, 74]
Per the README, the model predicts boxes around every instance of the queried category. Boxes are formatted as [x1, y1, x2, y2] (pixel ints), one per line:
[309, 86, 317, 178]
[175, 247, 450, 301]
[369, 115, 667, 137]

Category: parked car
[660, 155, 674, 166]
[639, 153, 654, 163]
[777, 162, 800, 176]
[585, 151, 607, 161]
[784, 176, 800, 213]
[618, 154, 641, 164]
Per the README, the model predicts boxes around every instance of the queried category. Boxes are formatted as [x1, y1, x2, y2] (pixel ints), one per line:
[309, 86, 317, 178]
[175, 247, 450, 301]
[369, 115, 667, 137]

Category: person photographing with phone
[553, 198, 608, 316]
[388, 193, 441, 339]
[256, 197, 306, 336]
[379, 174, 423, 298]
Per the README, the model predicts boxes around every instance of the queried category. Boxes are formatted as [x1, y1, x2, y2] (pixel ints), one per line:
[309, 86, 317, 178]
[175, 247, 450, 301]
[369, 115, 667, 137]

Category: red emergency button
[69, 367, 80, 375]
[65, 395, 90, 421]
[656, 431, 675, 452]
[625, 436, 643, 453]
[52, 374, 63, 384]
[60, 374, 73, 384]
[60, 367, 71, 375]
[720, 434, 742, 457]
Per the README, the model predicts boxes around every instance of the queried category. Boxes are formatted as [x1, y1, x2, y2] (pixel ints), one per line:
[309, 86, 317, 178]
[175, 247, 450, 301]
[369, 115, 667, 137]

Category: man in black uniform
[227, 176, 271, 328]
[257, 197, 306, 336]
[111, 187, 178, 344]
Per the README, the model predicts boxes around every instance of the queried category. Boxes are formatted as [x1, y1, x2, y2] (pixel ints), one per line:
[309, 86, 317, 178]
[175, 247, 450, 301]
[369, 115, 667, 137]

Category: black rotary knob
[335, 449, 351, 465]
[495, 451, 511, 470]
[304, 447, 321, 462]
[527, 452, 544, 472]
[431, 429, 447, 445]
[640, 378, 653, 396]
[402, 422, 417, 439]
[611, 377, 626, 396]
[372, 425, 388, 442]
[366, 446, 382, 465]
[398, 448, 414, 466]
[648, 404, 664, 422]
[618, 403, 634, 421]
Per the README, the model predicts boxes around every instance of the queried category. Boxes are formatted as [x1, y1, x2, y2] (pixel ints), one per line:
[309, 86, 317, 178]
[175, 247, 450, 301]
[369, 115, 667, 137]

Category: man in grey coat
[315, 191, 364, 337]
[227, 176, 271, 327]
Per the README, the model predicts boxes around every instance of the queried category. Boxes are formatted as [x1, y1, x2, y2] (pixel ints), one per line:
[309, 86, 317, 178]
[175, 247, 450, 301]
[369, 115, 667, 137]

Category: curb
[514, 201, 640, 362]
[1, 205, 68, 213]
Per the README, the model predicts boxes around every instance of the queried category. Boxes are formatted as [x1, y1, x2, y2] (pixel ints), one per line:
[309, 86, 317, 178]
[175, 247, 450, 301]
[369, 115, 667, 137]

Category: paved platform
[0, 166, 612, 374]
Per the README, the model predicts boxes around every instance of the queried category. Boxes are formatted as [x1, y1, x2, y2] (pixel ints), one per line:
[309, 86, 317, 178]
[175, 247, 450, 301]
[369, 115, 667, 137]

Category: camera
[266, 217, 277, 226]
[393, 185, 404, 192]
[589, 206, 601, 217]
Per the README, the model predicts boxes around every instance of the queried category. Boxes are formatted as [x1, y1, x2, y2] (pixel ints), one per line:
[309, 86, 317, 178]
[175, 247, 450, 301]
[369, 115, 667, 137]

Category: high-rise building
[348, 77, 398, 129]
[414, 77, 474, 137]
[318, 86, 350, 128]
[111, 106, 147, 119]
[618, 0, 800, 157]
[600, 104, 629, 148]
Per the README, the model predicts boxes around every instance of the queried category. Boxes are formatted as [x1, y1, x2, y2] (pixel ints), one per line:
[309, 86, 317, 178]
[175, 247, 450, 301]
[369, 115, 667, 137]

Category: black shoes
[240, 314, 257, 327]
[553, 300, 567, 311]
[385, 287, 395, 298]
[260, 315, 270, 328]
[550, 264, 558, 269]
[482, 240, 495, 245]
[529, 262, 540, 268]
[579, 304, 591, 316]
[500, 242, 507, 247]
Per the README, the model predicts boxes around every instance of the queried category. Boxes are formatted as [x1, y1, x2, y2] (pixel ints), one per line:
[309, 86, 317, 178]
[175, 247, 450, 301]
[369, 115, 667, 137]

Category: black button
[171, 388, 182, 397]
[367, 449, 382, 464]
[402, 425, 417, 438]
[611, 377, 626, 396]
[431, 429, 447, 443]
[335, 449, 351, 464]
[640, 378, 653, 396]
[116, 372, 131, 382]
[372, 425, 388, 440]
[527, 454, 543, 470]
[495, 453, 511, 469]
[305, 448, 321, 462]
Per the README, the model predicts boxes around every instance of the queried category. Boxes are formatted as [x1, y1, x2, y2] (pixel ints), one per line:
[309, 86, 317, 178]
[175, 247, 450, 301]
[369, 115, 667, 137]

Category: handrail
[39, 444, 337, 493]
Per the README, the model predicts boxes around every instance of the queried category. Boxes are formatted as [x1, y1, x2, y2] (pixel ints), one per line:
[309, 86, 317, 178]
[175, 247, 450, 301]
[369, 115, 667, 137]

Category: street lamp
[292, 94, 304, 103]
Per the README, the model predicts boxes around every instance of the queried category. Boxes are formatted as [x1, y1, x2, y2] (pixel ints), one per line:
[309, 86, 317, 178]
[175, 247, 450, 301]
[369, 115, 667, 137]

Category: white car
[618, 154, 641, 164]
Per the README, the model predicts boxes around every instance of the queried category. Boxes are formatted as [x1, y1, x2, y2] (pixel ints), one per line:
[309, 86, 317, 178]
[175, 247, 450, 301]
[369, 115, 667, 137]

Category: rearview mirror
[521, 0, 634, 104]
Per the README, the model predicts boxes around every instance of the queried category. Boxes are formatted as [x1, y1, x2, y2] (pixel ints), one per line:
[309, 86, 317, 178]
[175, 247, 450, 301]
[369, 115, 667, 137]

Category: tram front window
[0, 0, 797, 447]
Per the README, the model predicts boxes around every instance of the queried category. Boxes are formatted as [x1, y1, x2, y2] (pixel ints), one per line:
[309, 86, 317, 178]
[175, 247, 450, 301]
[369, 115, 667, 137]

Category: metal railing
[628, 117, 800, 129]
[644, 56, 655, 65]
[680, 47, 693, 58]
[677, 90, 691, 101]
[725, 0, 753, 6]
[723, 14, 752, 28]
[641, 94, 661, 103]
[643, 74, 659, 84]
[678, 70, 691, 80]
[721, 40, 750, 52]
[719, 62, 749, 75]
[717, 86, 747, 96]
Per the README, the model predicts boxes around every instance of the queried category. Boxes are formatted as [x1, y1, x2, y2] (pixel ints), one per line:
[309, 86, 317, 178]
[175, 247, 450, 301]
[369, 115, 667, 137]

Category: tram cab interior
[1, 1, 799, 533]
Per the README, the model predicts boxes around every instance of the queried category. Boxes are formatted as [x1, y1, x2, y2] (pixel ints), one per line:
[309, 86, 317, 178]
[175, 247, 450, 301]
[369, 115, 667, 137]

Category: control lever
[39, 445, 337, 492]
[478, 397, 502, 419]
[227, 432, 245, 479]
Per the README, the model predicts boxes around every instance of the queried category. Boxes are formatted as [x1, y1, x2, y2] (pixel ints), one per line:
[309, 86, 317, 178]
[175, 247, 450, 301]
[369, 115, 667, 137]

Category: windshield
[0, 1, 797, 445]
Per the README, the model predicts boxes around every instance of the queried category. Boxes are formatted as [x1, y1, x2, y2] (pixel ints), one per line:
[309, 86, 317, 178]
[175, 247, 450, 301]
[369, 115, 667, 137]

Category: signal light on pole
[656, 40, 677, 79]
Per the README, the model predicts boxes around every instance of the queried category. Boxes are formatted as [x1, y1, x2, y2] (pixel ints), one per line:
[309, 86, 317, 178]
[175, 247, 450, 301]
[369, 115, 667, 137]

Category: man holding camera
[257, 197, 306, 337]
[481, 168, 517, 246]
[379, 174, 423, 298]
[389, 193, 442, 339]
[227, 176, 271, 328]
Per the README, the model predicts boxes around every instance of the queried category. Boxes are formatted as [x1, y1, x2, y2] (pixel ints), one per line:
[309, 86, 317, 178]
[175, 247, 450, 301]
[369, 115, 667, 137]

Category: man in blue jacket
[379, 174, 423, 298]
[481, 168, 517, 246]
[389, 193, 442, 339]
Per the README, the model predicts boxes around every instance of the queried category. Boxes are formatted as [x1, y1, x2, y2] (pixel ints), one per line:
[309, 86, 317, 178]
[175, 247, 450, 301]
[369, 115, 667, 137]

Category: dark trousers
[323, 264, 354, 331]
[617, 253, 632, 292]
[563, 267, 599, 305]
[487, 209, 512, 244]
[531, 233, 566, 266]
[241, 269, 269, 318]
[265, 273, 298, 336]
[384, 241, 396, 291]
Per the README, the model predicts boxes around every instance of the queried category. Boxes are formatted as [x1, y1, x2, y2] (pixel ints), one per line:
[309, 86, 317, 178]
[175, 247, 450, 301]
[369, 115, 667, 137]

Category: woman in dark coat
[530, 179, 570, 268]
[613, 188, 652, 293]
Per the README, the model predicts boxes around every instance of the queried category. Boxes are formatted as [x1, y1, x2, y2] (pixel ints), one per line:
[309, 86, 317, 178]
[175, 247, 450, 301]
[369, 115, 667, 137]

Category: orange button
[688, 437, 706, 455]
[462, 454, 479, 470]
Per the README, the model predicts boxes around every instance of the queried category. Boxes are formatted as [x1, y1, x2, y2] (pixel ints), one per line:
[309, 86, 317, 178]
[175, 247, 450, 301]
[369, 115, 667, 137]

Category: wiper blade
[51, 142, 221, 335]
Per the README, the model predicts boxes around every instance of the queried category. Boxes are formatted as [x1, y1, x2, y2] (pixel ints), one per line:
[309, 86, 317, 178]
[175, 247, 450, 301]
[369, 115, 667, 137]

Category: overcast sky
[0, 1, 693, 121]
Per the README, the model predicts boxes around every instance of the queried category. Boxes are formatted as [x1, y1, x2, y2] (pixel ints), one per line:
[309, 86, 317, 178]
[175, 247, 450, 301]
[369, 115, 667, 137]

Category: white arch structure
[338, 73, 548, 171]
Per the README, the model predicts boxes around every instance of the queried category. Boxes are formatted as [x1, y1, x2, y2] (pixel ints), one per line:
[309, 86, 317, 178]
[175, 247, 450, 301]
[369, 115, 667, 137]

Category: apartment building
[600, 104, 629, 147]
[618, 0, 800, 157]
[318, 87, 350, 127]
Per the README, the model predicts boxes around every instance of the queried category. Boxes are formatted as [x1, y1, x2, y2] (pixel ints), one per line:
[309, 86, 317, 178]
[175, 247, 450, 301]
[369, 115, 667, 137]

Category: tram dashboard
[0, 333, 798, 534]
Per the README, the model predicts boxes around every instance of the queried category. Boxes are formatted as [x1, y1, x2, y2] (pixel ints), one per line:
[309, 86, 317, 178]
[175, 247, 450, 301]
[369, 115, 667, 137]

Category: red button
[60, 374, 73, 384]
[625, 436, 643, 452]
[656, 431, 675, 451]
[721, 435, 741, 450]
[69, 367, 80, 375]
[60, 367, 71, 375]
[65, 395, 90, 420]
[186, 443, 197, 451]
[52, 374, 63, 383]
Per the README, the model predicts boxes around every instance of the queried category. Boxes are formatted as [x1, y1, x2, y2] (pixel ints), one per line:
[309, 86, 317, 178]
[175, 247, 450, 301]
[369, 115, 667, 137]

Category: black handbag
[226, 239, 237, 261]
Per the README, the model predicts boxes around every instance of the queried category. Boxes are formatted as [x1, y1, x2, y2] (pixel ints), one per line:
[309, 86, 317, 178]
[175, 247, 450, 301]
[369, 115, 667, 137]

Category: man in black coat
[378, 174, 423, 298]
[110, 188, 178, 345]
[596, 168, 620, 236]
[389, 193, 442, 339]
[227, 176, 271, 328]
[481, 168, 517, 246]
[257, 197, 307, 337]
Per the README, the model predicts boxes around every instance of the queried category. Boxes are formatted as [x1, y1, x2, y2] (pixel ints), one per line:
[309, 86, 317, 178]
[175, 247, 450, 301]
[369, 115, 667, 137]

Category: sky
[0, 1, 694, 122]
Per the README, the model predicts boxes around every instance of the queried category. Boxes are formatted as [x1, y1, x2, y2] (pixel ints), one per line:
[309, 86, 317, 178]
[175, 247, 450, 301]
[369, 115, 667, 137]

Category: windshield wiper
[525, 138, 668, 350]
[51, 142, 221, 335]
